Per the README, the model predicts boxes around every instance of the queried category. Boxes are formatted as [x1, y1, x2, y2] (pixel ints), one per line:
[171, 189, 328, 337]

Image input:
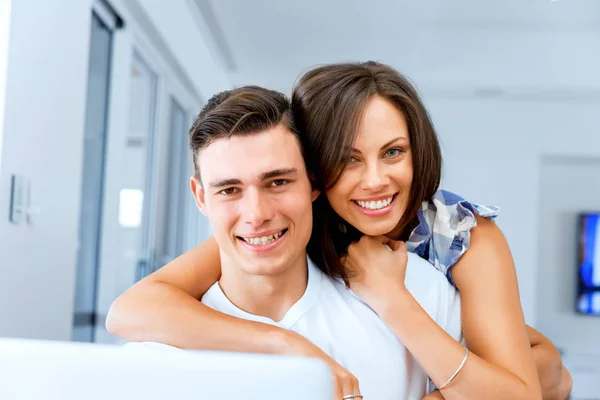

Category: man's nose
[242, 188, 274, 227]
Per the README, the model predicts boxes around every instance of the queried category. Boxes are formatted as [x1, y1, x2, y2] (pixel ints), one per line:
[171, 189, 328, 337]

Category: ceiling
[192, 0, 600, 94]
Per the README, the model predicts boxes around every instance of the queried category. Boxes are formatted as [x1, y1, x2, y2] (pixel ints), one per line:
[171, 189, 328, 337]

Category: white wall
[0, 0, 94, 340]
[537, 157, 600, 355]
[226, 29, 600, 97]
[409, 29, 600, 90]
[426, 97, 600, 335]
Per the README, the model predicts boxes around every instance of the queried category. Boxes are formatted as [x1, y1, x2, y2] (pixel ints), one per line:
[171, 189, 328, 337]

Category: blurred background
[0, 0, 599, 397]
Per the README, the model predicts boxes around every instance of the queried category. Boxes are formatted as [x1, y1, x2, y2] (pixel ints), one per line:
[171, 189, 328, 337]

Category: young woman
[107, 62, 571, 400]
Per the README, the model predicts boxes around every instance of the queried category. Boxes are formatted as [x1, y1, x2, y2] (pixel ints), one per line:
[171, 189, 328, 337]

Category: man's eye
[219, 187, 236, 195]
[271, 179, 288, 187]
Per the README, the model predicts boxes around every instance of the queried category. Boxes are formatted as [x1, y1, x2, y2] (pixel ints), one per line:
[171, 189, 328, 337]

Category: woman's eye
[385, 148, 403, 158]
[219, 187, 236, 195]
[347, 156, 358, 164]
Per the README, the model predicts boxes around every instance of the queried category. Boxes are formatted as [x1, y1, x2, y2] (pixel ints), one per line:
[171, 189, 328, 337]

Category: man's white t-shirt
[201, 252, 462, 400]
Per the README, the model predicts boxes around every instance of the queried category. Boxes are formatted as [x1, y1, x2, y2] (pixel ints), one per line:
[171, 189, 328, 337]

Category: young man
[180, 86, 462, 400]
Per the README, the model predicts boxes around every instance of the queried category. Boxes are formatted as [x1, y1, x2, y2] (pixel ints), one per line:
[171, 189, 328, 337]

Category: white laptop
[0, 338, 333, 400]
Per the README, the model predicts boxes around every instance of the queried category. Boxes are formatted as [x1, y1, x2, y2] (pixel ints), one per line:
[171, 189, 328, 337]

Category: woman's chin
[340, 201, 407, 238]
[351, 220, 398, 237]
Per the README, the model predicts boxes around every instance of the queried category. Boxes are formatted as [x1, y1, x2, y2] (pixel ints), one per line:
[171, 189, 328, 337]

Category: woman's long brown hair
[292, 61, 442, 281]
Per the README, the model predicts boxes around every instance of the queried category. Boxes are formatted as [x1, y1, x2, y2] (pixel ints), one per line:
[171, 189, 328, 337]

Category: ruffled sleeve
[406, 190, 499, 286]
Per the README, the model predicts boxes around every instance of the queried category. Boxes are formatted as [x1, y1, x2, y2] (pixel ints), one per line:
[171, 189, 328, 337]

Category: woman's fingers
[336, 368, 361, 400]
[370, 235, 405, 252]
[387, 239, 406, 253]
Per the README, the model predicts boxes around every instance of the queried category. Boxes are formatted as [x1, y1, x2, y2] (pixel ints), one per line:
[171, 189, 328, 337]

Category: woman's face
[325, 95, 413, 238]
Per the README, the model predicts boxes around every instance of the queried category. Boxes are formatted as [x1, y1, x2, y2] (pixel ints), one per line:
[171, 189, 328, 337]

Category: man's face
[191, 124, 318, 276]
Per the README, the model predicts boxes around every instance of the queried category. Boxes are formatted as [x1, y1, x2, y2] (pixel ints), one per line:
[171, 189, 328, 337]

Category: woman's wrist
[265, 327, 304, 355]
[267, 328, 328, 360]
[376, 286, 414, 321]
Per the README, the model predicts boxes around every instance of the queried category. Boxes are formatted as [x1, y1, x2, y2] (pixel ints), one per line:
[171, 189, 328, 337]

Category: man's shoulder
[306, 259, 363, 305]
[404, 252, 458, 308]
[308, 264, 347, 299]
[405, 252, 462, 338]
[307, 258, 342, 289]
[200, 282, 222, 308]
[405, 252, 448, 288]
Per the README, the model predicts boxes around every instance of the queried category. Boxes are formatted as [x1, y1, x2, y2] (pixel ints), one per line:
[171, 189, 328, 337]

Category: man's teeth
[356, 195, 394, 210]
[242, 231, 284, 245]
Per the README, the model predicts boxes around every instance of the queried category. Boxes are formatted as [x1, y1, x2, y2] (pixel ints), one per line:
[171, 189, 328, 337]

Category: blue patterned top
[406, 190, 500, 287]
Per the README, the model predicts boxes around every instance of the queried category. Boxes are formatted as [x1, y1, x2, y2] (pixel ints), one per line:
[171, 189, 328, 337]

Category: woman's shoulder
[427, 190, 499, 216]
[406, 189, 500, 285]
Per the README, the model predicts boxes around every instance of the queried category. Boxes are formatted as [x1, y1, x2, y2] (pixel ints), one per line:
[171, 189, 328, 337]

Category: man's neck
[218, 252, 309, 322]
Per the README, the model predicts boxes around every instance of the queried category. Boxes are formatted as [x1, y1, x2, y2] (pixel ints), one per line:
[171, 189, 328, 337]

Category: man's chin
[234, 252, 283, 270]
[240, 262, 285, 277]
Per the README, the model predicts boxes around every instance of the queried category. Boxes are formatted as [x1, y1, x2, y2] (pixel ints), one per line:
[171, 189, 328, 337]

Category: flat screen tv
[577, 213, 600, 315]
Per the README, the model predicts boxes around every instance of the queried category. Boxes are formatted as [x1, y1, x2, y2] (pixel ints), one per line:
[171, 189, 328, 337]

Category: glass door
[72, 10, 115, 343]
[125, 52, 159, 282]
[154, 98, 190, 266]
[93, 50, 160, 344]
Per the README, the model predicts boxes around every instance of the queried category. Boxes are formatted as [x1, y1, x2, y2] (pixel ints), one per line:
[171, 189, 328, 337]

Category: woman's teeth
[242, 231, 284, 245]
[356, 195, 394, 210]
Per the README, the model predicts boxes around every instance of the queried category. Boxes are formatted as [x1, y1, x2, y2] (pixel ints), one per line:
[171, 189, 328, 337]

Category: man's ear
[308, 171, 321, 202]
[311, 188, 321, 202]
[190, 176, 208, 216]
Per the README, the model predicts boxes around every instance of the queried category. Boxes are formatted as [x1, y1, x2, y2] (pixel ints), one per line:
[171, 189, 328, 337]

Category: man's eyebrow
[261, 168, 298, 181]
[208, 178, 242, 188]
[207, 169, 297, 188]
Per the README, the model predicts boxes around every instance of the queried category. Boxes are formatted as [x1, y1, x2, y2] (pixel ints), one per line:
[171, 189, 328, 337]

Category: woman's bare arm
[443, 216, 543, 399]
[106, 237, 285, 352]
[106, 236, 365, 397]
[347, 218, 543, 400]
[453, 217, 570, 400]
[527, 326, 572, 399]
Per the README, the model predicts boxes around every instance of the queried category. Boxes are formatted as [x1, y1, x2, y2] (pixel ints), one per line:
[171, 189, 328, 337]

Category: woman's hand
[343, 235, 409, 315]
[281, 330, 362, 400]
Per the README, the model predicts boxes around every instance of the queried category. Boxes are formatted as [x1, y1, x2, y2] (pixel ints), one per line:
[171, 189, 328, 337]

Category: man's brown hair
[189, 86, 300, 181]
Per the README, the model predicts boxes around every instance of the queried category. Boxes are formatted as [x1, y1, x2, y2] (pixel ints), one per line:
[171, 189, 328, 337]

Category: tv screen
[577, 213, 600, 315]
